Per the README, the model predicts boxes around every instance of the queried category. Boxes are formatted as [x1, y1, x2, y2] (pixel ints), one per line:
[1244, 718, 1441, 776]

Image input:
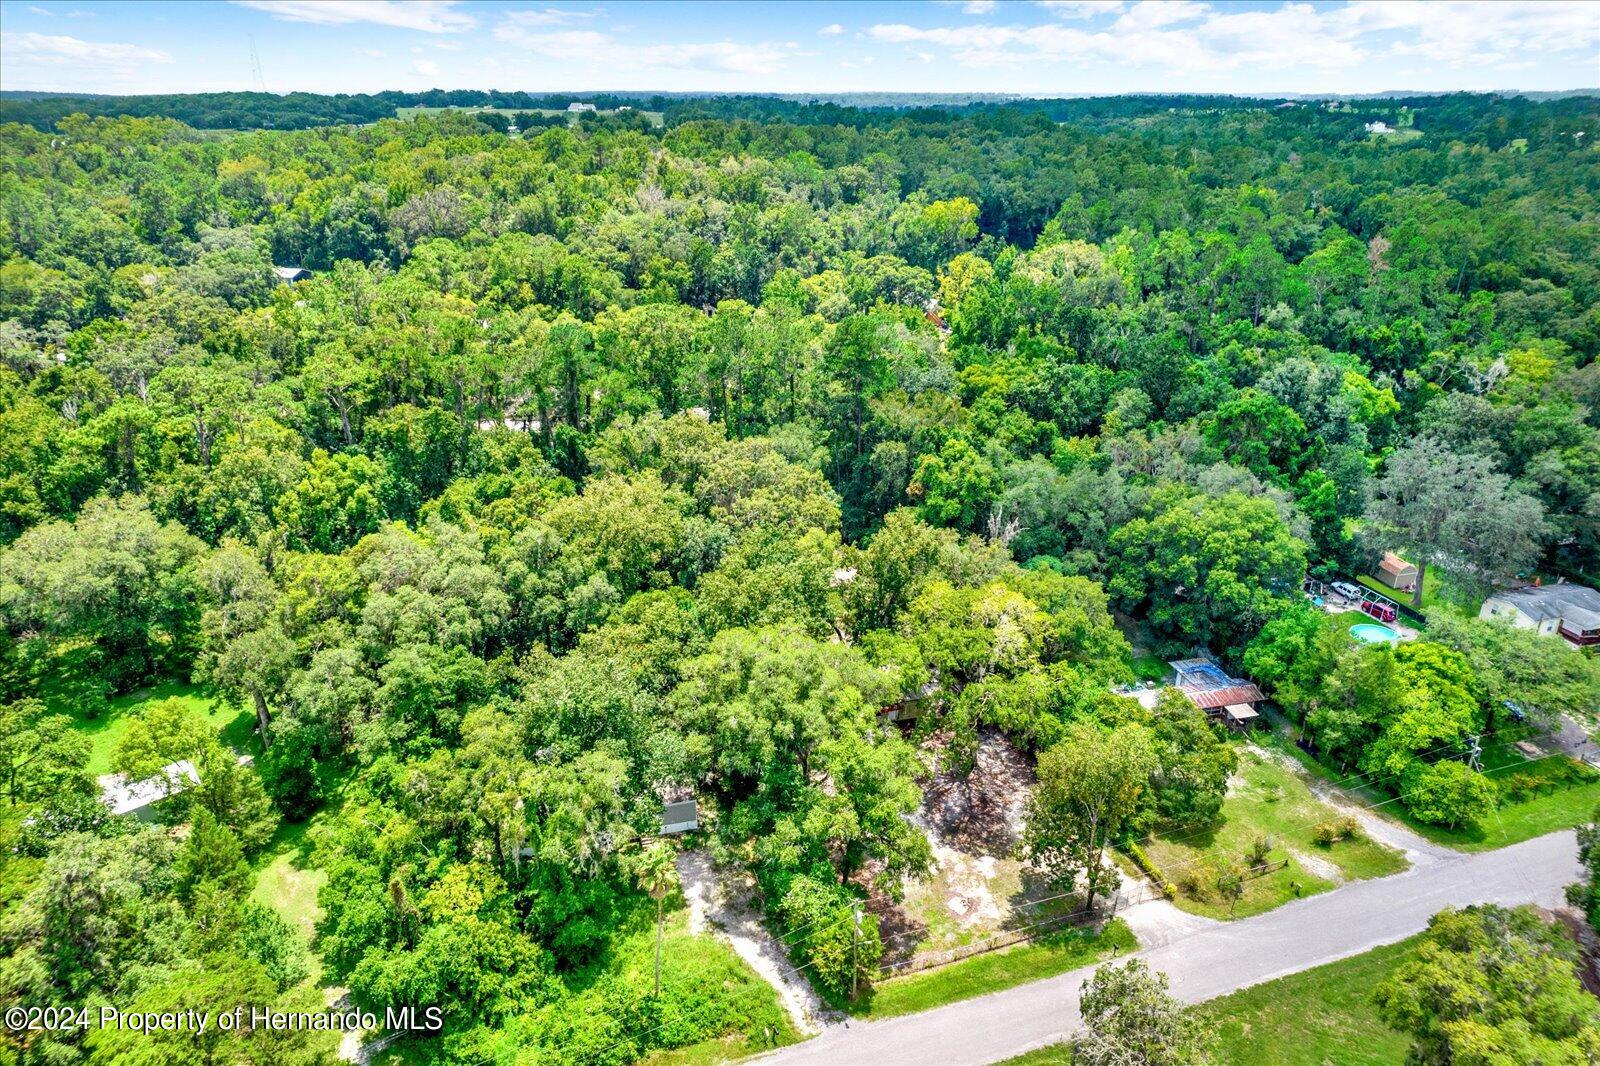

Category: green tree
[1567, 804, 1600, 933]
[634, 842, 679, 996]
[1375, 905, 1600, 1064]
[1025, 722, 1156, 908]
[1368, 437, 1548, 608]
[0, 495, 204, 691]
[112, 697, 207, 784]
[0, 698, 90, 804]
[1074, 959, 1216, 1066]
[1401, 760, 1498, 829]
[1423, 611, 1600, 726]
[1147, 690, 1237, 826]
[1109, 491, 1306, 648]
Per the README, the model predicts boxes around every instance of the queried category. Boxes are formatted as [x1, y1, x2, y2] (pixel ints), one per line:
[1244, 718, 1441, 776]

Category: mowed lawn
[1142, 748, 1408, 919]
[853, 920, 1136, 1021]
[1198, 936, 1419, 1065]
[59, 679, 255, 777]
[250, 815, 331, 986]
[998, 936, 1420, 1066]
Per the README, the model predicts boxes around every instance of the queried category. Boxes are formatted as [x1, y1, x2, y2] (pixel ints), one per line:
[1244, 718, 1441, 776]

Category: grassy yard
[997, 936, 1420, 1066]
[1353, 571, 1470, 620]
[1198, 936, 1419, 1065]
[1259, 717, 1600, 853]
[57, 679, 254, 777]
[563, 904, 801, 1060]
[250, 813, 332, 986]
[853, 920, 1136, 1021]
[997, 1045, 1072, 1065]
[1394, 744, 1600, 852]
[1142, 748, 1407, 919]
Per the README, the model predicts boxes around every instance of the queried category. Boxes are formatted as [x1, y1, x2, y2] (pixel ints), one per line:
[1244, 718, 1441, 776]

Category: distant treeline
[0, 87, 1594, 140]
[0, 90, 667, 131]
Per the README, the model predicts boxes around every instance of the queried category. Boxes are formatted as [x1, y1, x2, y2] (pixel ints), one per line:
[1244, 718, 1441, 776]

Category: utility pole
[850, 902, 863, 1001]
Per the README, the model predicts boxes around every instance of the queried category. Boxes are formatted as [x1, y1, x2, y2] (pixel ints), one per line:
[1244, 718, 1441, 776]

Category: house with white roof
[1479, 582, 1600, 646]
[96, 759, 200, 820]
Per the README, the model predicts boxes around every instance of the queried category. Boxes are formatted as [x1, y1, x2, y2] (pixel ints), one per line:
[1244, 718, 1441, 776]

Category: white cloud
[26, 6, 54, 15]
[1112, 0, 1208, 32]
[1, 31, 171, 66]
[1338, 1, 1600, 66]
[819, 23, 844, 36]
[964, 1, 999, 13]
[412, 58, 439, 77]
[498, 7, 596, 31]
[496, 17, 802, 75]
[872, 0, 1600, 76]
[231, 1, 475, 33]
[1036, 1, 1126, 18]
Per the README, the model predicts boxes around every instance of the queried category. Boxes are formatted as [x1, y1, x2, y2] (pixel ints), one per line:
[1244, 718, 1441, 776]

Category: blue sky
[3, 1, 1597, 97]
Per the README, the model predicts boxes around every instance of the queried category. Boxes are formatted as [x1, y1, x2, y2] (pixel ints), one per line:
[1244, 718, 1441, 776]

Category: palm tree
[636, 842, 679, 996]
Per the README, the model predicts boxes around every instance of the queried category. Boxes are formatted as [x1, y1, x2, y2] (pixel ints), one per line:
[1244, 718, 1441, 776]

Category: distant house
[1365, 120, 1393, 134]
[1170, 657, 1265, 728]
[1480, 582, 1600, 646]
[97, 760, 200, 820]
[272, 265, 310, 284]
[1375, 552, 1419, 593]
[567, 102, 597, 112]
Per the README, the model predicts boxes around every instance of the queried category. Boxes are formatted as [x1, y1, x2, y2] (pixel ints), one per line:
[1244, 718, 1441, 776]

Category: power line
[544, 722, 1578, 1060]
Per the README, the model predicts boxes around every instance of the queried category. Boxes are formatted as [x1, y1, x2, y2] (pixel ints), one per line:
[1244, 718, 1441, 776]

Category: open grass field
[853, 920, 1136, 1021]
[58, 679, 254, 777]
[997, 936, 1420, 1066]
[250, 812, 332, 986]
[1142, 747, 1407, 919]
[1198, 936, 1419, 1065]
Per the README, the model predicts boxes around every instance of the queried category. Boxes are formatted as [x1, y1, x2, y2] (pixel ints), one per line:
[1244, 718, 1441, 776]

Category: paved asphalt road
[760, 829, 1582, 1066]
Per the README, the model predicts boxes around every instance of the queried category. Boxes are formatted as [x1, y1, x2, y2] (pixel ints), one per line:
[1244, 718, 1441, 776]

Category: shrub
[1312, 815, 1362, 846]
[777, 875, 880, 1002]
[1125, 840, 1175, 899]
[1403, 760, 1499, 828]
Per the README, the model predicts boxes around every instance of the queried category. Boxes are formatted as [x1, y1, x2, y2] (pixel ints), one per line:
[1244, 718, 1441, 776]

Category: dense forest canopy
[1, 91, 1599, 1064]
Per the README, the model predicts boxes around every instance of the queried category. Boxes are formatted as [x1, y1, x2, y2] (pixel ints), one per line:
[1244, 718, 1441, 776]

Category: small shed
[272, 265, 311, 285]
[661, 798, 699, 835]
[1375, 552, 1419, 592]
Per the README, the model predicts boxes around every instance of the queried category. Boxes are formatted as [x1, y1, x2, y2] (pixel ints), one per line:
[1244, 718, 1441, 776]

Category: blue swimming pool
[1350, 622, 1400, 644]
